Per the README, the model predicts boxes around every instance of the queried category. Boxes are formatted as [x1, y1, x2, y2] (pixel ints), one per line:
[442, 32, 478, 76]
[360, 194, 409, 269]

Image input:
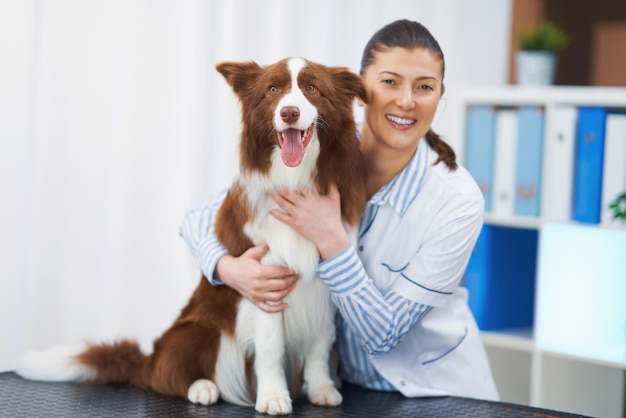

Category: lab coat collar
[369, 138, 432, 217]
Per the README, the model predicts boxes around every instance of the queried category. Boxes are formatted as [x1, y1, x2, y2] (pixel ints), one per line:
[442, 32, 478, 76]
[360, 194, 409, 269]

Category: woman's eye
[382, 79, 395, 85]
[269, 86, 278, 94]
[306, 85, 316, 93]
[418, 84, 434, 91]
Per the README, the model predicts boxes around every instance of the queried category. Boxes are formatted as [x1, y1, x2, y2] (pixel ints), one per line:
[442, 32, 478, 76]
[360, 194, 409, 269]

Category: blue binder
[464, 106, 496, 212]
[573, 107, 608, 224]
[462, 225, 538, 330]
[514, 107, 545, 216]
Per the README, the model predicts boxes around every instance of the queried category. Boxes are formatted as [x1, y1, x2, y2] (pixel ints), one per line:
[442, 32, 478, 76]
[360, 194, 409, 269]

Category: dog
[16, 57, 368, 415]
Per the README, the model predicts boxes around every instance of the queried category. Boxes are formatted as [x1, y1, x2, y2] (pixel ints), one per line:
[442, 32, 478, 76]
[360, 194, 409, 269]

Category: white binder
[492, 108, 519, 217]
[544, 106, 578, 222]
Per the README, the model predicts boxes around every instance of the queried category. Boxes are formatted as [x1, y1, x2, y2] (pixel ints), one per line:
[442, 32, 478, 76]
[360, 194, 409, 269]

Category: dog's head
[216, 58, 367, 173]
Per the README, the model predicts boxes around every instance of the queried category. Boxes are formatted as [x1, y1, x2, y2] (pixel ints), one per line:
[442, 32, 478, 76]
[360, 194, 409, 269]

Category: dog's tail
[16, 340, 148, 387]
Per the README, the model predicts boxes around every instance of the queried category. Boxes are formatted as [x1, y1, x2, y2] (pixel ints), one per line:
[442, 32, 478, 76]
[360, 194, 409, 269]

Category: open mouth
[276, 123, 315, 167]
[386, 114, 416, 126]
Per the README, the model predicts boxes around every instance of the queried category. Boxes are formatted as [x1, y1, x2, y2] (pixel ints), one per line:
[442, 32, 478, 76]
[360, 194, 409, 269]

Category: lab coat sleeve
[179, 189, 229, 285]
[318, 246, 431, 355]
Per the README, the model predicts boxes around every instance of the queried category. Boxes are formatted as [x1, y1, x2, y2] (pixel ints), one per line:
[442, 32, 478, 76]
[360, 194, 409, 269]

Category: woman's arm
[179, 189, 229, 284]
[270, 183, 481, 354]
[180, 190, 298, 313]
[318, 246, 431, 354]
[269, 184, 431, 353]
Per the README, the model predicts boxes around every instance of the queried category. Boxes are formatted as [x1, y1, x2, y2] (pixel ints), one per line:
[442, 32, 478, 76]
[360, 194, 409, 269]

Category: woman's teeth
[387, 115, 415, 125]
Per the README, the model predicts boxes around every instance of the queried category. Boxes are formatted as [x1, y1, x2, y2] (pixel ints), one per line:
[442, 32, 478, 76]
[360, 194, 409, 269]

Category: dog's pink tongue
[281, 128, 304, 167]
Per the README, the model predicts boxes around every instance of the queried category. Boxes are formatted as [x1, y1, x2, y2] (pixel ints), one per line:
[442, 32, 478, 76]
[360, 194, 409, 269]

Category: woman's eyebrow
[379, 70, 401, 78]
[379, 71, 438, 81]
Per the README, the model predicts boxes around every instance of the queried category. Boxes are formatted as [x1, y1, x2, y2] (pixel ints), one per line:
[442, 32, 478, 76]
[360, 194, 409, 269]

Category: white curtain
[0, 0, 511, 371]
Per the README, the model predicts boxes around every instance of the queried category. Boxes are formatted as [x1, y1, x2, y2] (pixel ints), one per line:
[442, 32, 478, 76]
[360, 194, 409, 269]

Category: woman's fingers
[270, 191, 294, 210]
[253, 275, 297, 313]
[243, 242, 270, 260]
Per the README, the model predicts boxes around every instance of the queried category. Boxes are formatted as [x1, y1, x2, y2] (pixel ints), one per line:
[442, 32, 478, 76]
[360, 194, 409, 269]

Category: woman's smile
[386, 114, 417, 128]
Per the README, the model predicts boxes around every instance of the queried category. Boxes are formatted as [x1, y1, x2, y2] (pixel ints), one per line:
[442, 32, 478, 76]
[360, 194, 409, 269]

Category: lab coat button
[400, 380, 406, 387]
[358, 245, 364, 251]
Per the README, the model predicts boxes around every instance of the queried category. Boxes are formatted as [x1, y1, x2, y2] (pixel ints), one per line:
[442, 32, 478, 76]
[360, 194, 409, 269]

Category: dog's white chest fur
[243, 142, 321, 279]
[216, 166, 340, 408]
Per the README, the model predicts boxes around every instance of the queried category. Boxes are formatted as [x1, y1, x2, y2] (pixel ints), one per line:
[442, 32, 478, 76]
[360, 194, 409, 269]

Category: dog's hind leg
[146, 320, 222, 404]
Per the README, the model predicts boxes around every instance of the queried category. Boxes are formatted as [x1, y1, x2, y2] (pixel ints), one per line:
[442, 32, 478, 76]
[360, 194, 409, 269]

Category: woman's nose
[397, 86, 415, 109]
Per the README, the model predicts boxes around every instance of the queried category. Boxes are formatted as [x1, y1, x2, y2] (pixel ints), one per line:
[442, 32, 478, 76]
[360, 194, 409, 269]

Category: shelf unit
[445, 85, 626, 418]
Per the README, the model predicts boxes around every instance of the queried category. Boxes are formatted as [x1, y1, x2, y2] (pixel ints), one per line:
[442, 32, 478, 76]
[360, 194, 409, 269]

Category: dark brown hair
[360, 19, 457, 170]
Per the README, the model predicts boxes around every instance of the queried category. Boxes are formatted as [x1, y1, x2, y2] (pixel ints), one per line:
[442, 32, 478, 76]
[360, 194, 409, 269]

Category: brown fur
[73, 57, 368, 404]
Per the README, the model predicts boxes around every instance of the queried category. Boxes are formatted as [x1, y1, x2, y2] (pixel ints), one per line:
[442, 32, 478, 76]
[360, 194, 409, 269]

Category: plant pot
[516, 51, 557, 85]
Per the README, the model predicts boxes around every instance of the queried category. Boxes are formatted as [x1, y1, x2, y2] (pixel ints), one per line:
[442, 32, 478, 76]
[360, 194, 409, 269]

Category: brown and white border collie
[17, 57, 368, 415]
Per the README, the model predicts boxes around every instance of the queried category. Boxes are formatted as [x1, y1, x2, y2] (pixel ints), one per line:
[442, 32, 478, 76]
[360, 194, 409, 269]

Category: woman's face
[361, 47, 443, 154]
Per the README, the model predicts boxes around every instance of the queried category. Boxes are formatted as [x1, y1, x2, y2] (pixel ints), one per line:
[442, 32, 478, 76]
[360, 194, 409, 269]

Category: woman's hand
[215, 243, 298, 313]
[270, 182, 350, 260]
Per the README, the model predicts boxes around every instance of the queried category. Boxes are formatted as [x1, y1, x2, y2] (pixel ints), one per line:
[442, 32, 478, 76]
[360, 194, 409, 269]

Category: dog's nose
[280, 106, 300, 124]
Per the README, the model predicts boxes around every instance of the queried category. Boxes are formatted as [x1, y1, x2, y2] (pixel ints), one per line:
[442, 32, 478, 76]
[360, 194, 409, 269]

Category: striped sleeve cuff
[197, 234, 229, 285]
[318, 245, 368, 295]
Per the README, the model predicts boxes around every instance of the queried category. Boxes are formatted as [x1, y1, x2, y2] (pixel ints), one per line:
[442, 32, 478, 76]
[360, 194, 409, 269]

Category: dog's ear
[216, 61, 262, 95]
[332, 68, 369, 105]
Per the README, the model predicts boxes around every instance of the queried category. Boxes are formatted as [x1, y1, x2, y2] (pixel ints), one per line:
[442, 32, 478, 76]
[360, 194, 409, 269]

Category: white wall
[0, 0, 512, 371]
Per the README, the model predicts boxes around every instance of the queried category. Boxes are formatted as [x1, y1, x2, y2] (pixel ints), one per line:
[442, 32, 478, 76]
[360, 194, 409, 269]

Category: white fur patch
[215, 332, 253, 406]
[255, 388, 292, 415]
[188, 379, 220, 405]
[308, 384, 343, 407]
[15, 344, 96, 382]
[272, 58, 316, 133]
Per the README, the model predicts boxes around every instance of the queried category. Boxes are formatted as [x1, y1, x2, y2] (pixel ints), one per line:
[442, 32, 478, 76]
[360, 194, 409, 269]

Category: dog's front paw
[308, 384, 342, 407]
[255, 389, 292, 415]
[187, 379, 220, 405]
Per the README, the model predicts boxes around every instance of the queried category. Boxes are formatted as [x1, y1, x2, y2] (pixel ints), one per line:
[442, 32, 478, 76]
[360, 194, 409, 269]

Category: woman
[180, 19, 498, 401]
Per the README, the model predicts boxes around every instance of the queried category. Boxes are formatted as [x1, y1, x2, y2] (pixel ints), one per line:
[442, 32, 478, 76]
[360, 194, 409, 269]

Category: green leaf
[519, 21, 571, 52]
[608, 192, 626, 220]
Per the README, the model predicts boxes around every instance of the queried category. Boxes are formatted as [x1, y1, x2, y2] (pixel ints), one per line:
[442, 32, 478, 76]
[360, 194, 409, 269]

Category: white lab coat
[355, 143, 499, 400]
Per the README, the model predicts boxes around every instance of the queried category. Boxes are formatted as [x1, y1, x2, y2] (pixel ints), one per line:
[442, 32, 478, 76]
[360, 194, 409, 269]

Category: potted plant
[516, 21, 571, 85]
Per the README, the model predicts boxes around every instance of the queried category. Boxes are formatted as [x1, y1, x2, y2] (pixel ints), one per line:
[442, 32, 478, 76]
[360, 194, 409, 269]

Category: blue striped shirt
[179, 140, 434, 391]
[179, 189, 229, 285]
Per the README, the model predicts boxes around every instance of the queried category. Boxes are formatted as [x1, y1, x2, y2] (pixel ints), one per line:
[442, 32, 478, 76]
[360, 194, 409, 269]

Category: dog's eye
[269, 86, 278, 94]
[306, 85, 316, 93]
